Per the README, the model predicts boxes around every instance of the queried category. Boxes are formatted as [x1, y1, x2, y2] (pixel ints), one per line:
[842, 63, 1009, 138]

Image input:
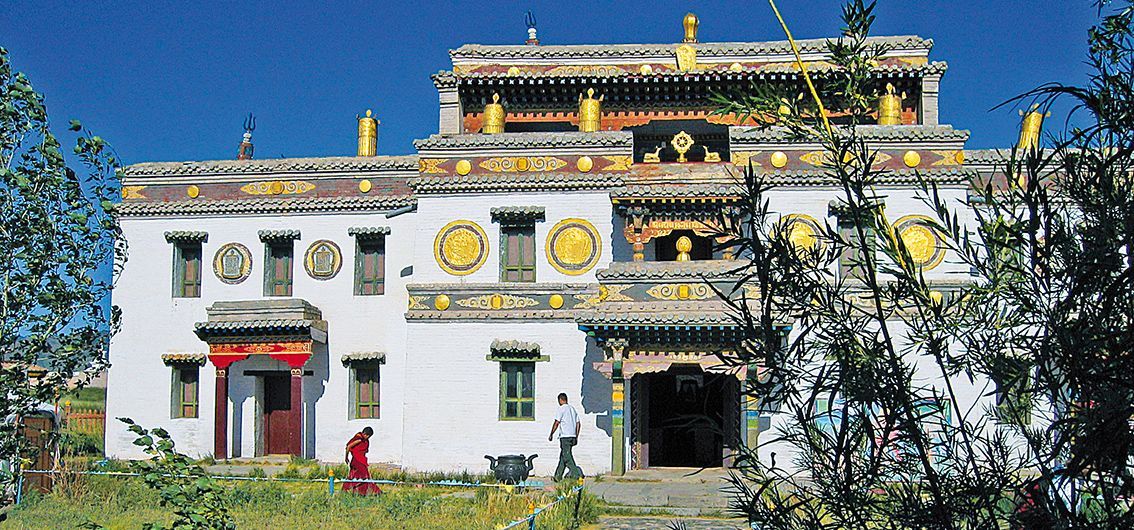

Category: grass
[4, 474, 603, 530]
[60, 386, 106, 412]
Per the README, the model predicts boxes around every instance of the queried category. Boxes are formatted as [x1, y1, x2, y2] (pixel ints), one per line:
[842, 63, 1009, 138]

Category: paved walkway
[583, 467, 738, 516]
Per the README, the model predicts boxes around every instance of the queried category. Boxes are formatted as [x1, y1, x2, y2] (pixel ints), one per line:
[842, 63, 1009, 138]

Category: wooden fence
[65, 406, 106, 436]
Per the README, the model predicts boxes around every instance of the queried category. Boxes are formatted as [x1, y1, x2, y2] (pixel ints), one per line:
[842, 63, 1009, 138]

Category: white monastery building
[106, 14, 1030, 476]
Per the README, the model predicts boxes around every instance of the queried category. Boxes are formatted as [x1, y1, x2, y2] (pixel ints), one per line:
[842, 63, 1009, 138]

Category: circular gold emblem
[456, 160, 472, 176]
[187, 185, 200, 198]
[546, 218, 602, 275]
[359, 179, 372, 193]
[549, 294, 564, 309]
[434, 294, 451, 311]
[729, 62, 743, 72]
[304, 239, 342, 280]
[434, 220, 488, 275]
[903, 150, 922, 168]
[576, 156, 594, 173]
[770, 151, 788, 168]
[213, 243, 252, 284]
[954, 151, 965, 165]
[894, 215, 945, 270]
[639, 64, 654, 75]
[780, 214, 824, 254]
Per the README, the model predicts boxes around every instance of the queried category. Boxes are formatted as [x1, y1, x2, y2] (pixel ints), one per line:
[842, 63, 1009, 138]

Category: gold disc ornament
[894, 215, 945, 270]
[434, 220, 489, 275]
[780, 214, 824, 254]
[546, 218, 602, 275]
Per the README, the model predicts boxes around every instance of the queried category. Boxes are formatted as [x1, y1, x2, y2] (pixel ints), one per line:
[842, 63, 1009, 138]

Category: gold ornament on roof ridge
[676, 44, 697, 72]
[1018, 105, 1050, 150]
[671, 131, 695, 163]
[578, 88, 604, 132]
[482, 93, 505, 134]
[878, 83, 905, 126]
[357, 109, 378, 157]
[682, 12, 699, 43]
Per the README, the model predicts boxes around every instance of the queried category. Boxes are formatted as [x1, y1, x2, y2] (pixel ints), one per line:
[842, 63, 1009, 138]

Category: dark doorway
[645, 366, 728, 467]
[655, 230, 714, 261]
[263, 374, 292, 455]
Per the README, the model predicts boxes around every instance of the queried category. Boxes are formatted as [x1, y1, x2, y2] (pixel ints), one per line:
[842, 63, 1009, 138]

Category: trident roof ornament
[525, 10, 539, 45]
[237, 112, 256, 160]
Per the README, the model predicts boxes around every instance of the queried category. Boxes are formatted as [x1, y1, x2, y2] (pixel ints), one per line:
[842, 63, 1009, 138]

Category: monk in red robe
[343, 427, 381, 494]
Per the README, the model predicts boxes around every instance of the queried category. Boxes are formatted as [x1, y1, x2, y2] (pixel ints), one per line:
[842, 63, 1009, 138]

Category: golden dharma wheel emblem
[671, 131, 695, 163]
[576, 156, 594, 173]
[770, 151, 788, 168]
[903, 150, 922, 168]
[434, 294, 451, 311]
[187, 185, 200, 198]
[359, 179, 373, 193]
[548, 294, 564, 309]
[455, 159, 472, 175]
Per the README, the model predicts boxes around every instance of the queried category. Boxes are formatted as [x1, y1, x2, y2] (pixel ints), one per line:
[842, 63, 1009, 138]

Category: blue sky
[2, 1, 1097, 164]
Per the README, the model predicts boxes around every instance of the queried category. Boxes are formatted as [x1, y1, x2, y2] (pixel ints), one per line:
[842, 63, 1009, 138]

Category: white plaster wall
[401, 322, 611, 476]
[413, 191, 615, 284]
[106, 210, 415, 464]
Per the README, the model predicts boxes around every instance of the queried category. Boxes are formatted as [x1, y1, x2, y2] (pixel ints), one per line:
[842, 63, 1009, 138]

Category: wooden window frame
[351, 364, 381, 420]
[499, 361, 536, 421]
[500, 223, 537, 283]
[171, 366, 199, 419]
[172, 241, 203, 298]
[263, 241, 294, 297]
[354, 237, 386, 296]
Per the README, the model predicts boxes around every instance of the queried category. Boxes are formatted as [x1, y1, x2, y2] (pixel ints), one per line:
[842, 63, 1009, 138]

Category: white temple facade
[105, 16, 1021, 476]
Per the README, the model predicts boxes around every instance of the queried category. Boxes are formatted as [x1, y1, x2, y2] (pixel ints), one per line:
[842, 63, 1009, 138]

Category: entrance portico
[193, 299, 327, 459]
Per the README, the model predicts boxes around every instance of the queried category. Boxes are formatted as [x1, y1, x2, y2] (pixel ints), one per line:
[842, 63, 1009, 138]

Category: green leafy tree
[100, 418, 235, 530]
[711, 0, 1134, 527]
[0, 47, 124, 490]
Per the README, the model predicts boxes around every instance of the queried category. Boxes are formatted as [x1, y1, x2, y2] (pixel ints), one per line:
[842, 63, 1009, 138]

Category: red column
[289, 367, 303, 457]
[214, 367, 229, 460]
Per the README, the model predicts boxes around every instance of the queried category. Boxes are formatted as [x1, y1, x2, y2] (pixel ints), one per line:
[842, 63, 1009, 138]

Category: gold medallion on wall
[434, 220, 489, 275]
[779, 214, 825, 254]
[546, 218, 602, 275]
[304, 240, 343, 280]
[213, 243, 253, 284]
[893, 215, 945, 270]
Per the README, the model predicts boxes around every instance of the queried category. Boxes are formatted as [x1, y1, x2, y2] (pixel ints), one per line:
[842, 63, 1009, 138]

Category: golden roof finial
[578, 88, 603, 132]
[877, 82, 906, 126]
[683, 12, 699, 43]
[357, 109, 378, 157]
[1017, 104, 1050, 150]
[482, 93, 505, 134]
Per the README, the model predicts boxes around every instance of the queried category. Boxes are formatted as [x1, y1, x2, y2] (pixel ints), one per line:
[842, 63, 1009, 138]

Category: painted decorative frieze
[455, 294, 540, 310]
[434, 220, 489, 276]
[479, 156, 567, 172]
[240, 180, 316, 195]
[546, 218, 602, 275]
[213, 243, 252, 284]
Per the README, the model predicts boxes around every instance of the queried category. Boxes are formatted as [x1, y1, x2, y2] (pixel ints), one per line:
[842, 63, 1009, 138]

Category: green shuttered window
[500, 362, 535, 420]
[355, 238, 385, 295]
[354, 365, 380, 419]
[173, 242, 202, 298]
[500, 225, 536, 282]
[264, 242, 293, 296]
[172, 367, 199, 419]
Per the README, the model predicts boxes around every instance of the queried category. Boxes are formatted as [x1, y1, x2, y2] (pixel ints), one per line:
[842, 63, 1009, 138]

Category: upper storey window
[349, 227, 389, 296]
[259, 230, 300, 297]
[165, 231, 207, 298]
[492, 207, 545, 283]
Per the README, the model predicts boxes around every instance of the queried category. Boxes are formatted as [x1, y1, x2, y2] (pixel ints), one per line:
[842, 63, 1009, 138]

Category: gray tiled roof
[598, 260, 742, 281]
[258, 229, 301, 242]
[444, 62, 946, 80]
[490, 339, 541, 355]
[193, 319, 320, 333]
[160, 353, 207, 366]
[490, 206, 547, 222]
[450, 35, 933, 60]
[348, 226, 392, 237]
[115, 195, 416, 217]
[410, 173, 623, 194]
[612, 184, 742, 199]
[122, 155, 419, 177]
[341, 351, 387, 364]
[731, 125, 970, 143]
[756, 168, 975, 186]
[163, 230, 209, 243]
[578, 308, 738, 327]
[414, 131, 633, 150]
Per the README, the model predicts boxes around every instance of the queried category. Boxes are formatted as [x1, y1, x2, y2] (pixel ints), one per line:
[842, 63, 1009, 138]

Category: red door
[263, 375, 292, 455]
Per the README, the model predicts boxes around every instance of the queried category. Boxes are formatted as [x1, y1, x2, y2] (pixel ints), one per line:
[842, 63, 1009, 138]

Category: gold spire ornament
[878, 83, 905, 126]
[1018, 106, 1050, 150]
[671, 131, 695, 163]
[578, 88, 604, 132]
[357, 110, 378, 156]
[682, 12, 699, 43]
[482, 93, 505, 134]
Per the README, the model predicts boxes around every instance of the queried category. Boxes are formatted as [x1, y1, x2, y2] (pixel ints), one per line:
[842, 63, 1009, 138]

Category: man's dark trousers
[554, 437, 583, 481]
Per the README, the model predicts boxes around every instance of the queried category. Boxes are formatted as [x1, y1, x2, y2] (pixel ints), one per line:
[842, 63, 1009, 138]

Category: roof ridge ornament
[237, 112, 255, 160]
[683, 12, 699, 43]
[525, 10, 539, 45]
[357, 109, 379, 156]
[578, 88, 603, 132]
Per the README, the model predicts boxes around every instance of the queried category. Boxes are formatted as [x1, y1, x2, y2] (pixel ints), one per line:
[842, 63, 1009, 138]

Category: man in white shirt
[548, 392, 583, 481]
